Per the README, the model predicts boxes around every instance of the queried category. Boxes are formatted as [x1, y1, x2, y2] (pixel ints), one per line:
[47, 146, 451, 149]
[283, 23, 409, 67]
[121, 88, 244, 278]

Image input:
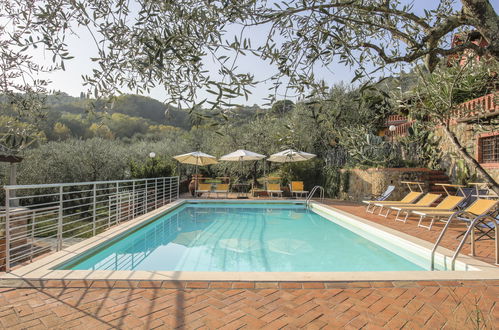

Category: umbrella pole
[240, 156, 243, 181]
[195, 157, 199, 191]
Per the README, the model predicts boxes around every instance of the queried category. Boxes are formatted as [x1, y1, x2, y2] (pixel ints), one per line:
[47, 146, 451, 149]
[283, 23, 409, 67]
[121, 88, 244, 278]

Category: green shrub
[130, 157, 173, 179]
[322, 165, 341, 198]
[341, 170, 350, 193]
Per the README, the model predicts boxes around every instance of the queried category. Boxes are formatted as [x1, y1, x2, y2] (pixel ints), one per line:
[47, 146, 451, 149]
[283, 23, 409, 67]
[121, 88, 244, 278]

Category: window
[479, 134, 499, 163]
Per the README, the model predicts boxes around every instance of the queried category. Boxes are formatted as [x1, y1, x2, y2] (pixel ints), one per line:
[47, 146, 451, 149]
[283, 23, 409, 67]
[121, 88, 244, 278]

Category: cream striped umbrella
[173, 151, 218, 187]
[219, 149, 266, 177]
[267, 149, 316, 179]
[267, 149, 316, 163]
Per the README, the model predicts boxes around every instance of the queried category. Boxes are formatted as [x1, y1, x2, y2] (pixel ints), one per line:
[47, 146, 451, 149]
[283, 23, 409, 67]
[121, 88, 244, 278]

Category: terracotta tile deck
[323, 200, 498, 266]
[1, 198, 498, 328]
[0, 280, 497, 328]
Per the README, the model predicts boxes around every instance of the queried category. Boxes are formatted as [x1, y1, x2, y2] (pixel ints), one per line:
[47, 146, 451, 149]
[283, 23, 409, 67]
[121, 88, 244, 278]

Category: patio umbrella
[267, 149, 316, 163]
[267, 149, 316, 184]
[173, 151, 218, 188]
[219, 149, 266, 177]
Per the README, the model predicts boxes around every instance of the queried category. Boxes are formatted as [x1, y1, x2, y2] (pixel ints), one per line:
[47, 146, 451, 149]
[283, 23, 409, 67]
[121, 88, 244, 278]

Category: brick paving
[0, 280, 497, 329]
[1, 199, 498, 328]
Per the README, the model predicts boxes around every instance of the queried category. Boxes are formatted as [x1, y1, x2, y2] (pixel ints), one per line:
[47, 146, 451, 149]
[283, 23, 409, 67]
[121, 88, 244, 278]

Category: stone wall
[341, 168, 434, 201]
[434, 123, 499, 183]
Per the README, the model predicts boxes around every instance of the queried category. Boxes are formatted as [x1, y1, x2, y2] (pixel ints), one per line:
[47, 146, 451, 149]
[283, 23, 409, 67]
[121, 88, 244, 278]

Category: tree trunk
[461, 0, 499, 60]
[441, 122, 499, 195]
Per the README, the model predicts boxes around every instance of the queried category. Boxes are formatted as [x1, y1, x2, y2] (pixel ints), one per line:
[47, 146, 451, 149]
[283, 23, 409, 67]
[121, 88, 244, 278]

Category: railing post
[132, 180, 136, 218]
[108, 195, 112, 229]
[30, 212, 35, 262]
[92, 184, 97, 236]
[169, 178, 173, 203]
[145, 180, 148, 213]
[155, 178, 158, 209]
[161, 177, 166, 205]
[470, 225, 476, 256]
[5, 188, 11, 272]
[57, 186, 63, 251]
[176, 176, 180, 200]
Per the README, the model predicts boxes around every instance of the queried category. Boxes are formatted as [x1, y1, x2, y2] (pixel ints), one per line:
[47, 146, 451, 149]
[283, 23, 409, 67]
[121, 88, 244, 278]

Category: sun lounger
[213, 183, 229, 198]
[374, 193, 441, 217]
[195, 183, 212, 198]
[267, 183, 283, 197]
[390, 195, 464, 223]
[290, 181, 308, 198]
[413, 198, 498, 230]
[363, 191, 422, 214]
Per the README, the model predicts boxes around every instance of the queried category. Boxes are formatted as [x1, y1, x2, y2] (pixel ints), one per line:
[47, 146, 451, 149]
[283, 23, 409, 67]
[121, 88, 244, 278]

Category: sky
[37, 0, 499, 106]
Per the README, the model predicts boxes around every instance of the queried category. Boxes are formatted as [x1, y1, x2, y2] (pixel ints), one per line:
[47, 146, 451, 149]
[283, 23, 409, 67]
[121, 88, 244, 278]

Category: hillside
[1, 93, 267, 142]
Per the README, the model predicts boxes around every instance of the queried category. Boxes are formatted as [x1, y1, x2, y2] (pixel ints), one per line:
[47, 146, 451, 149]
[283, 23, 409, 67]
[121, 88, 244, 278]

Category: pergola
[0, 154, 23, 163]
[0, 144, 23, 204]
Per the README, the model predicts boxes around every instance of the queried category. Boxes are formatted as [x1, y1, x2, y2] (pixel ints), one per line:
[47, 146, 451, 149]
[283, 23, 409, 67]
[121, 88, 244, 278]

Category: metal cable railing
[0, 176, 179, 272]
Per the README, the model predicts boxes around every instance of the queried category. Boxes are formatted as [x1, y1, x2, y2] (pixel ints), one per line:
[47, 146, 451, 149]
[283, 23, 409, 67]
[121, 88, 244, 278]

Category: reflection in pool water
[62, 203, 425, 272]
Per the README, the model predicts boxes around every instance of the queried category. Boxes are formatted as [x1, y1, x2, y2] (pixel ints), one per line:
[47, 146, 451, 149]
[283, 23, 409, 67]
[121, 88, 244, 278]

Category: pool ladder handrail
[430, 211, 499, 270]
[306, 186, 325, 206]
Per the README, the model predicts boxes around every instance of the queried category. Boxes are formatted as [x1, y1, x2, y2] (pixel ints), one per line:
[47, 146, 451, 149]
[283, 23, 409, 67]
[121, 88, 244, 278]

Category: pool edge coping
[1, 199, 499, 282]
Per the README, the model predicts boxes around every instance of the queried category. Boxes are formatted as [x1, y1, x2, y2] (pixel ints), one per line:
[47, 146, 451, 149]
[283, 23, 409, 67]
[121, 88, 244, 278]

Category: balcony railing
[385, 115, 408, 126]
[452, 93, 498, 121]
[0, 176, 179, 271]
[385, 121, 414, 138]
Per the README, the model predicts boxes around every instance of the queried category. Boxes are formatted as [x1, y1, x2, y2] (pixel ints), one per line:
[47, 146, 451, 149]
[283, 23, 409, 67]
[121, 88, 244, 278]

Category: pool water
[61, 203, 426, 272]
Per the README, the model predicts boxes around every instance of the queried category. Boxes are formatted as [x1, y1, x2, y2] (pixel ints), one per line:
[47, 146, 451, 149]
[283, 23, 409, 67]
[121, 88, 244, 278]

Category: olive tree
[1, 0, 498, 108]
[2, 0, 498, 189]
[403, 59, 499, 193]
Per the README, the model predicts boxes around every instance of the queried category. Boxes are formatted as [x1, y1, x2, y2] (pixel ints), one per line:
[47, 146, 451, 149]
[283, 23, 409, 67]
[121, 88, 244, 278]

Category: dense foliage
[0, 79, 419, 198]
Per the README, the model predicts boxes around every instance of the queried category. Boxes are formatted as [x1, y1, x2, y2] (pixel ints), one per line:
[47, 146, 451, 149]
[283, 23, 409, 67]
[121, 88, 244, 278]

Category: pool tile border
[1, 278, 498, 290]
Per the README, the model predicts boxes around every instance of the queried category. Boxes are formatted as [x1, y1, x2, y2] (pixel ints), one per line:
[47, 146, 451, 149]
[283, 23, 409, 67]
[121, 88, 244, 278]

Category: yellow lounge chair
[290, 181, 308, 198]
[390, 195, 464, 223]
[213, 183, 229, 198]
[414, 198, 498, 230]
[267, 183, 283, 197]
[195, 183, 212, 198]
[363, 191, 422, 214]
[375, 193, 441, 217]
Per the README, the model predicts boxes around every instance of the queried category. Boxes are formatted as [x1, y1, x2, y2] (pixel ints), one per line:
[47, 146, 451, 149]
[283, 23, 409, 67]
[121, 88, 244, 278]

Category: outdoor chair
[213, 183, 229, 198]
[267, 183, 283, 197]
[289, 181, 308, 198]
[196, 183, 212, 198]
[374, 193, 441, 217]
[413, 198, 498, 231]
[363, 191, 422, 213]
[457, 188, 488, 209]
[390, 195, 464, 223]
[471, 210, 499, 241]
[364, 185, 395, 201]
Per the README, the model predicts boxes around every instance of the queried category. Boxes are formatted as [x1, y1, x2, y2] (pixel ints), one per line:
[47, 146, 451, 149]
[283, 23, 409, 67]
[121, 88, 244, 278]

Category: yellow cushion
[400, 191, 423, 203]
[466, 199, 498, 215]
[267, 183, 281, 191]
[436, 196, 464, 210]
[291, 181, 304, 191]
[215, 184, 229, 191]
[197, 184, 212, 191]
[414, 193, 440, 206]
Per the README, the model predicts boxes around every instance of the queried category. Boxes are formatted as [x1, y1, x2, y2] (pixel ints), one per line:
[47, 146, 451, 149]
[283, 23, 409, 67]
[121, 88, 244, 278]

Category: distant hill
[0, 92, 267, 142]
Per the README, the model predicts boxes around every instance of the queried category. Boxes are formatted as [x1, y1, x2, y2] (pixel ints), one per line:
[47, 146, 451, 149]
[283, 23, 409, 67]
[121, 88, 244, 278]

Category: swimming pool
[7, 199, 499, 282]
[58, 202, 449, 272]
